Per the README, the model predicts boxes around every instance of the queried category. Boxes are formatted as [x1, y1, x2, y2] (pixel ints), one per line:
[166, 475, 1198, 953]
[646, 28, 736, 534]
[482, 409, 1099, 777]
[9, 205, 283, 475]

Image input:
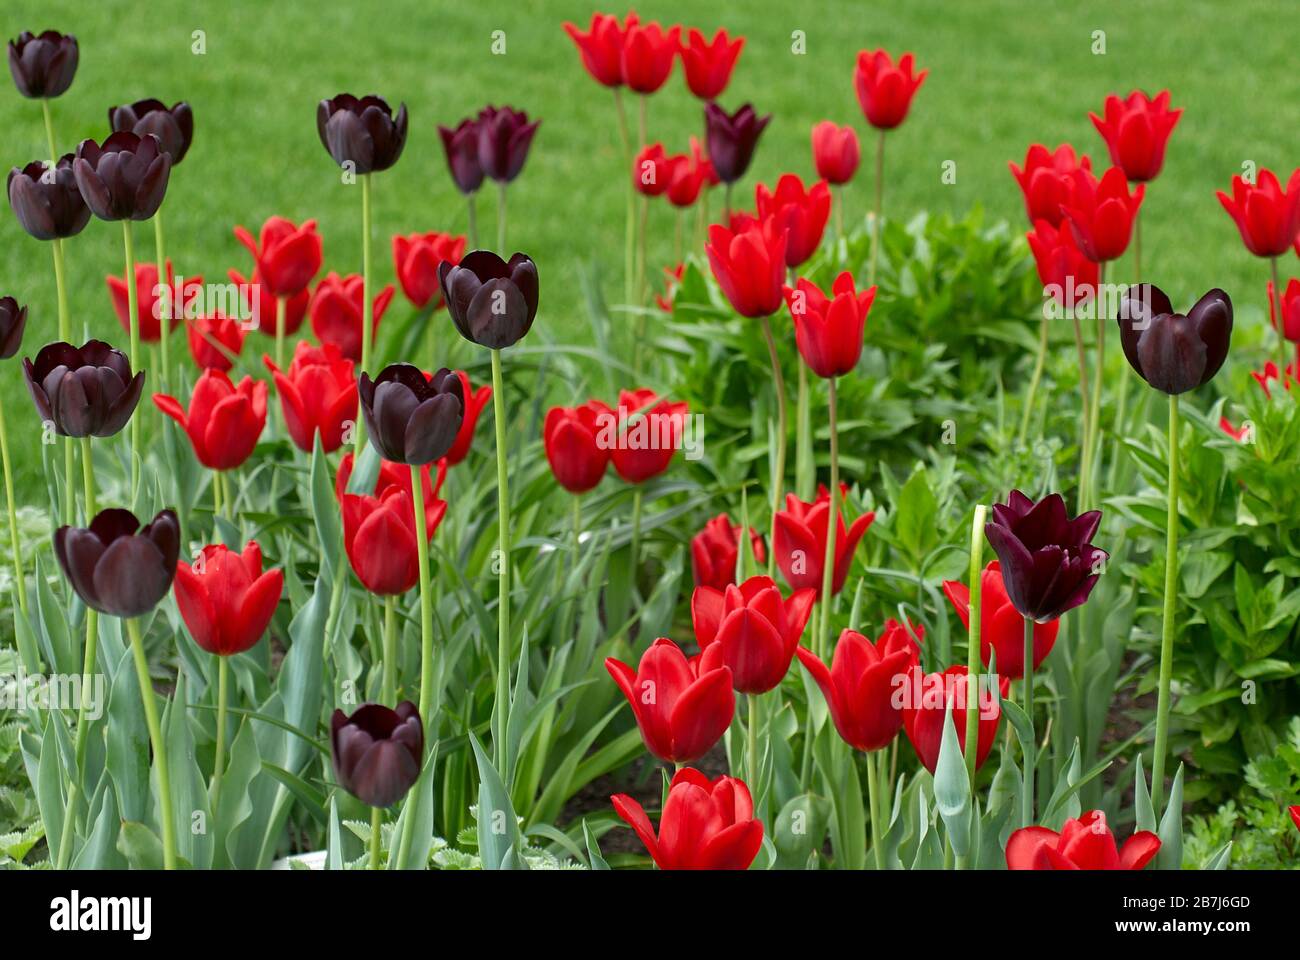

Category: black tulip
[438, 250, 539, 350]
[475, 105, 540, 184]
[437, 118, 485, 195]
[317, 94, 408, 174]
[0, 298, 28, 360]
[1117, 284, 1233, 395]
[330, 702, 423, 808]
[358, 364, 464, 465]
[8, 155, 90, 240]
[109, 99, 194, 165]
[23, 339, 145, 438]
[704, 102, 771, 184]
[54, 508, 179, 618]
[8, 30, 78, 99]
[73, 132, 171, 222]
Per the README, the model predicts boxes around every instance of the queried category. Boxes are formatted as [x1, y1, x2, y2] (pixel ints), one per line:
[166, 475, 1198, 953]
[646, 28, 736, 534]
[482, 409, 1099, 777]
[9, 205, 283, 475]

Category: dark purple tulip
[1, 298, 28, 360]
[438, 250, 539, 349]
[475, 105, 540, 184]
[1117, 284, 1233, 396]
[984, 490, 1108, 623]
[109, 99, 194, 165]
[73, 132, 171, 222]
[8, 155, 90, 240]
[23, 339, 145, 438]
[330, 701, 423, 808]
[317, 94, 408, 174]
[54, 508, 180, 618]
[8, 30, 78, 99]
[437, 118, 484, 195]
[358, 364, 464, 465]
[705, 102, 771, 184]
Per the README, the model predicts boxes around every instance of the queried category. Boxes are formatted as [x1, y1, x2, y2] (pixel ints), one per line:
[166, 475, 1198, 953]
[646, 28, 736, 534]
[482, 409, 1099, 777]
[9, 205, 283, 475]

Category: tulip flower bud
[8, 156, 90, 241]
[691, 575, 816, 693]
[1089, 90, 1181, 184]
[437, 118, 486, 195]
[393, 232, 466, 310]
[679, 28, 744, 101]
[563, 12, 638, 88]
[854, 49, 926, 130]
[187, 313, 245, 372]
[233, 216, 323, 299]
[1009, 144, 1090, 228]
[543, 400, 612, 493]
[317, 94, 408, 174]
[73, 132, 171, 222]
[756, 174, 832, 268]
[330, 702, 424, 808]
[54, 508, 180, 618]
[705, 218, 786, 318]
[0, 297, 28, 360]
[309, 272, 395, 362]
[612, 768, 763, 870]
[620, 21, 680, 94]
[1117, 283, 1232, 395]
[902, 665, 1007, 774]
[783, 272, 875, 378]
[690, 514, 765, 590]
[174, 542, 283, 656]
[476, 105, 540, 185]
[811, 121, 861, 186]
[704, 102, 770, 184]
[1216, 168, 1300, 259]
[153, 369, 268, 471]
[773, 485, 875, 595]
[358, 363, 464, 466]
[24, 339, 145, 438]
[1007, 810, 1160, 870]
[106, 261, 202, 343]
[8, 30, 78, 99]
[943, 562, 1060, 680]
[109, 99, 194, 165]
[264, 341, 357, 454]
[438, 250, 539, 349]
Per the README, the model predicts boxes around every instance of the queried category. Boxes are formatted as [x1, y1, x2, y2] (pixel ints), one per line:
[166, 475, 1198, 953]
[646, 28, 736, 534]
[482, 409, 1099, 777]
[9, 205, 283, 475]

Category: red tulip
[942, 562, 1059, 681]
[233, 216, 322, 298]
[342, 487, 424, 595]
[691, 574, 816, 693]
[442, 370, 492, 466]
[173, 541, 283, 656]
[264, 340, 357, 453]
[106, 261, 202, 342]
[691, 513, 765, 590]
[1060, 166, 1144, 263]
[901, 664, 1007, 774]
[773, 485, 875, 595]
[309, 272, 395, 362]
[608, 387, 688, 484]
[1217, 168, 1300, 258]
[811, 121, 860, 186]
[228, 268, 309, 336]
[606, 638, 735, 763]
[656, 262, 686, 312]
[336, 451, 447, 541]
[784, 271, 876, 378]
[1269, 278, 1300, 343]
[691, 135, 719, 188]
[1090, 90, 1181, 183]
[755, 174, 832, 267]
[1006, 810, 1160, 870]
[153, 369, 267, 471]
[633, 142, 674, 197]
[1009, 144, 1091, 228]
[620, 21, 680, 94]
[1289, 805, 1300, 833]
[665, 151, 708, 207]
[705, 218, 787, 318]
[392, 231, 466, 310]
[796, 622, 919, 753]
[186, 313, 245, 371]
[544, 400, 613, 494]
[678, 28, 744, 101]
[612, 767, 763, 870]
[1026, 220, 1099, 309]
[853, 49, 926, 130]
[563, 11, 638, 88]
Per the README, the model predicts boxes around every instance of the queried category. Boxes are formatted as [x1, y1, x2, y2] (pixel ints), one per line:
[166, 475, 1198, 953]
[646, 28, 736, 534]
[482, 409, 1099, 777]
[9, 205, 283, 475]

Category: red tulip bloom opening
[106, 261, 202, 343]
[173, 541, 284, 656]
[620, 21, 680, 94]
[1009, 143, 1091, 228]
[310, 272, 396, 363]
[691, 514, 765, 590]
[633, 142, 673, 197]
[393, 231, 465, 310]
[443, 370, 492, 466]
[544, 400, 613, 493]
[608, 387, 687, 484]
[1216, 167, 1300, 258]
[229, 267, 309, 336]
[901, 664, 1007, 774]
[706, 218, 787, 318]
[1269, 277, 1300, 347]
[563, 11, 637, 88]
[1026, 220, 1098, 309]
[233, 216, 323, 299]
[811, 121, 860, 186]
[1090, 90, 1181, 183]
[612, 768, 763, 870]
[153, 369, 268, 471]
[342, 487, 424, 596]
[943, 562, 1059, 680]
[337, 452, 447, 541]
[773, 485, 875, 595]
[186, 313, 245, 372]
[1006, 810, 1160, 870]
[678, 28, 744, 101]
[691, 574, 816, 693]
[853, 49, 927, 130]
[264, 341, 358, 454]
[755, 174, 832, 268]
[1061, 166, 1144, 263]
[784, 272, 876, 378]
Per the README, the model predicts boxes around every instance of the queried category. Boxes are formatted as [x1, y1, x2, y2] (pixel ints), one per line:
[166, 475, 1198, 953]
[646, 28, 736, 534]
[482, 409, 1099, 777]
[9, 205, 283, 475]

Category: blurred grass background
[1, 0, 1297, 498]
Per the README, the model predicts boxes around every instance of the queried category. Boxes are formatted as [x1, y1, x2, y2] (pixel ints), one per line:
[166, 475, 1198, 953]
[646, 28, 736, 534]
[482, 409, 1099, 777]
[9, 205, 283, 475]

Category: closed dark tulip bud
[8, 30, 78, 99]
[1117, 284, 1233, 395]
[358, 363, 464, 465]
[317, 94, 408, 174]
[54, 508, 180, 618]
[73, 132, 170, 221]
[330, 701, 423, 808]
[0, 297, 28, 360]
[23, 339, 145, 437]
[438, 250, 539, 349]
[475, 105, 540, 184]
[704, 102, 770, 184]
[984, 490, 1108, 623]
[109, 99, 194, 165]
[8, 155, 90, 240]
[437, 118, 485, 195]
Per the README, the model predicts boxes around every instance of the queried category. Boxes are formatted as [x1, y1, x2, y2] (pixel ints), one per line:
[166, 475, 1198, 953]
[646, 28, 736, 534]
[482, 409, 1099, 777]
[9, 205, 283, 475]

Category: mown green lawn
[1, 0, 1296, 500]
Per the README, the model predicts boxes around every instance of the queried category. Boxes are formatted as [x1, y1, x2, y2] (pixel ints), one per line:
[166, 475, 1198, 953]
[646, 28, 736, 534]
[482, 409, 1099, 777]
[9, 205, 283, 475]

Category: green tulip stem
[1152, 392, 1179, 814]
[490, 348, 513, 770]
[210, 654, 229, 815]
[1271, 256, 1286, 367]
[370, 805, 382, 870]
[865, 743, 884, 869]
[410, 465, 434, 730]
[122, 220, 141, 498]
[964, 505, 986, 785]
[1070, 307, 1090, 508]
[51, 237, 76, 523]
[572, 494, 582, 561]
[382, 593, 397, 704]
[497, 183, 507, 253]
[817, 377, 840, 655]
[73, 436, 98, 780]
[41, 98, 57, 163]
[466, 193, 479, 249]
[352, 174, 373, 467]
[154, 208, 170, 390]
[212, 470, 222, 520]
[126, 616, 176, 869]
[0, 392, 27, 616]
[1021, 615, 1035, 827]
[759, 315, 787, 578]
[834, 185, 844, 245]
[869, 130, 885, 285]
[274, 295, 287, 372]
[1084, 263, 1107, 508]
[1018, 311, 1049, 447]
[629, 487, 643, 590]
[747, 694, 759, 789]
[614, 89, 634, 308]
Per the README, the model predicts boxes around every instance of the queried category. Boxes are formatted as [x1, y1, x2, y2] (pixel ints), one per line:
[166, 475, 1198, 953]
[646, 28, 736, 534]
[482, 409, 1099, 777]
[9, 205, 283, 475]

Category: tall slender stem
[1271, 256, 1287, 367]
[41, 98, 57, 162]
[382, 593, 397, 704]
[274, 296, 287, 371]
[1018, 312, 1049, 446]
[865, 744, 883, 869]
[154, 208, 170, 390]
[869, 131, 885, 284]
[352, 174, 373, 466]
[834, 185, 844, 245]
[497, 183, 507, 252]
[1084, 263, 1107, 507]
[127, 617, 176, 869]
[1070, 307, 1090, 505]
[759, 316, 788, 578]
[370, 805, 382, 869]
[490, 349, 512, 769]
[0, 394, 27, 616]
[210, 654, 229, 813]
[572, 494, 582, 560]
[1151, 393, 1180, 813]
[466, 193, 479, 249]
[629, 487, 643, 586]
[1021, 615, 1035, 827]
[818, 377, 840, 653]
[122, 220, 141, 497]
[410, 465, 434, 728]
[964, 505, 987, 784]
[52, 238, 74, 523]
[615, 89, 635, 308]
[747, 694, 759, 789]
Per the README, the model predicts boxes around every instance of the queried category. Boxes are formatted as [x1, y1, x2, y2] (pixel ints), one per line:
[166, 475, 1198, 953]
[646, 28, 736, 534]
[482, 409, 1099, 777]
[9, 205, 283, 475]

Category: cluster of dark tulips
[1, 14, 1296, 871]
